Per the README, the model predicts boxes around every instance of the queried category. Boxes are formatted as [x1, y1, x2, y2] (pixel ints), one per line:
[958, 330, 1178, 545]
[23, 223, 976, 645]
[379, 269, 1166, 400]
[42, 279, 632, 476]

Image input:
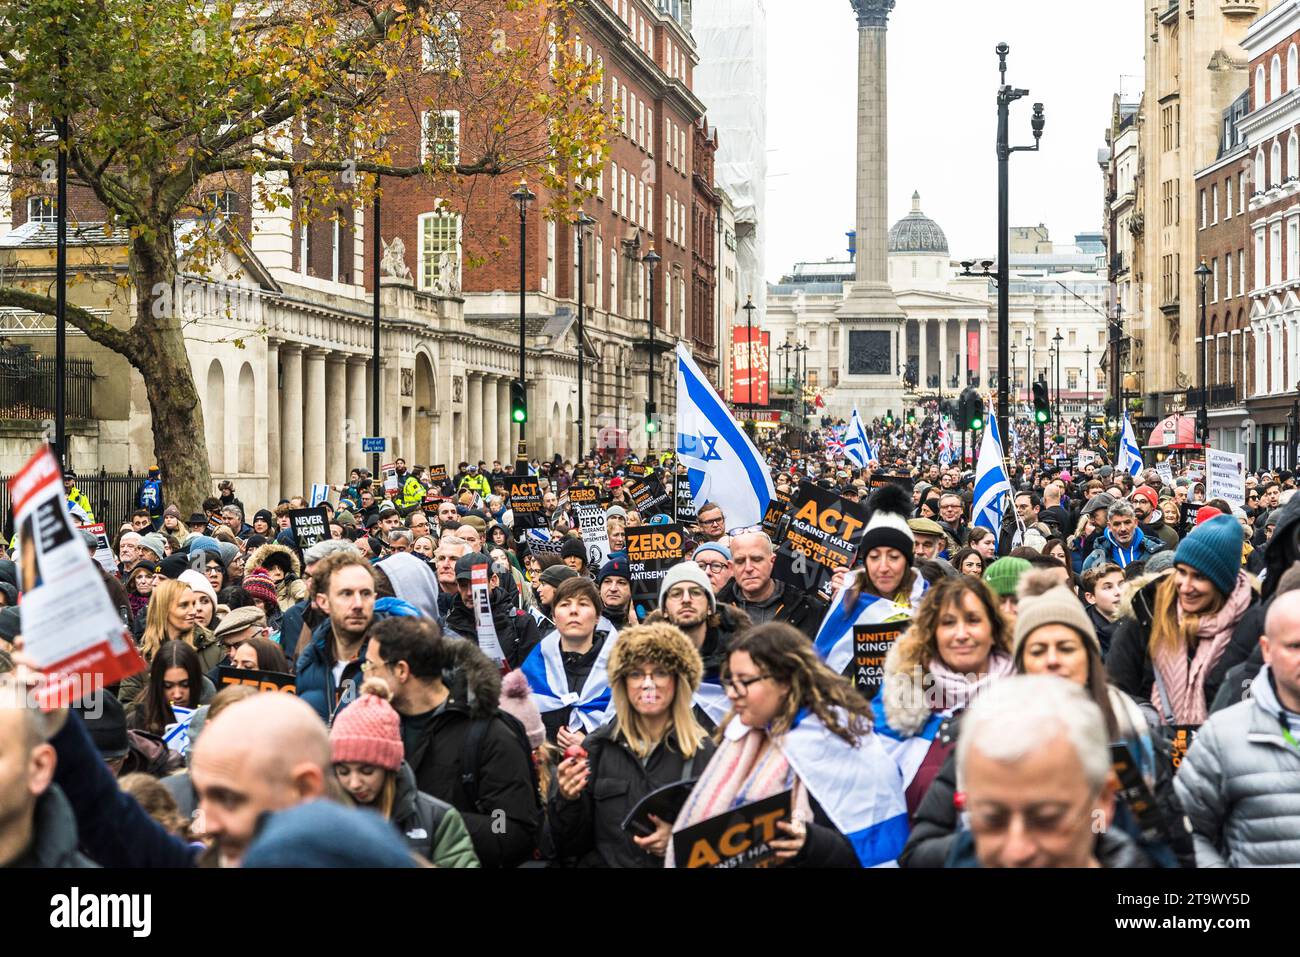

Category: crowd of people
[1, 433, 1298, 871]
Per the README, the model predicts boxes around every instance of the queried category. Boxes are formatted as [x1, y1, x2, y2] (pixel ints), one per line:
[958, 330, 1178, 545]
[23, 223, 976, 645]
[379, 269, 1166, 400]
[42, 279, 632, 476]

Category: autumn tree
[0, 0, 610, 506]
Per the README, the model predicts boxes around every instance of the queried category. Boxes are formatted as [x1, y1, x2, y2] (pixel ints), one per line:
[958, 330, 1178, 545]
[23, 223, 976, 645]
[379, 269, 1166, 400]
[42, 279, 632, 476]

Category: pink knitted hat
[499, 670, 546, 750]
[330, 680, 404, 772]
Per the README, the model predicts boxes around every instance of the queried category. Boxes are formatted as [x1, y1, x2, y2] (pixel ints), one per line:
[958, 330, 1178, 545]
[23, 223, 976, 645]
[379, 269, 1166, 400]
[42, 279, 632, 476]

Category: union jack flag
[826, 436, 847, 457]
[938, 418, 955, 467]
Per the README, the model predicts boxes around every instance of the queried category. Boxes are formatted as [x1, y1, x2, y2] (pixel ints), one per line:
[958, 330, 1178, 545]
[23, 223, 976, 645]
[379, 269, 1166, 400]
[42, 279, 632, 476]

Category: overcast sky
[763, 0, 1144, 281]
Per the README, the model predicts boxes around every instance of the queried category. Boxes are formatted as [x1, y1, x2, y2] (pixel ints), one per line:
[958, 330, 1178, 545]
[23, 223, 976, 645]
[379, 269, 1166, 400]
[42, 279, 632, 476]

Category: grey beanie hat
[138, 532, 168, 559]
[657, 560, 715, 611]
[302, 538, 359, 566]
[605, 505, 628, 522]
[1144, 549, 1176, 574]
[217, 541, 240, 567]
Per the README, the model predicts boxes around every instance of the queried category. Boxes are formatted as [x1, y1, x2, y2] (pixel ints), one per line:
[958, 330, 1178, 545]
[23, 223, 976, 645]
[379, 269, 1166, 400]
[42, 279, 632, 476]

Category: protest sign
[568, 485, 600, 506]
[14, 445, 145, 704]
[853, 622, 904, 696]
[381, 463, 399, 494]
[674, 474, 698, 524]
[509, 478, 545, 534]
[1077, 450, 1097, 470]
[672, 790, 793, 869]
[626, 523, 686, 607]
[1110, 744, 1165, 846]
[79, 523, 118, 574]
[773, 482, 869, 603]
[1155, 461, 1173, 486]
[427, 464, 449, 487]
[471, 564, 506, 663]
[627, 462, 653, 478]
[309, 483, 330, 507]
[761, 488, 793, 539]
[1206, 449, 1246, 507]
[627, 477, 671, 517]
[575, 502, 611, 569]
[867, 472, 914, 496]
[218, 666, 297, 694]
[288, 506, 330, 550]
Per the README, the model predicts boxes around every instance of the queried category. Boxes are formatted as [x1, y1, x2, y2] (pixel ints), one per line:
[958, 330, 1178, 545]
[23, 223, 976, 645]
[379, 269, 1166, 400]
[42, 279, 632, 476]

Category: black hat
[597, 557, 631, 583]
[539, 564, 580, 588]
[0, 606, 20, 642]
[560, 537, 587, 563]
[253, 508, 274, 527]
[78, 692, 128, 762]
[159, 553, 192, 580]
[187, 512, 207, 526]
[454, 551, 492, 582]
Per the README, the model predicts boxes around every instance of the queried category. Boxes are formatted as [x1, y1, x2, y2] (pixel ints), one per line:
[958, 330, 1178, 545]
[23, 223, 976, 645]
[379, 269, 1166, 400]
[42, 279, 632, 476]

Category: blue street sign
[361, 437, 386, 454]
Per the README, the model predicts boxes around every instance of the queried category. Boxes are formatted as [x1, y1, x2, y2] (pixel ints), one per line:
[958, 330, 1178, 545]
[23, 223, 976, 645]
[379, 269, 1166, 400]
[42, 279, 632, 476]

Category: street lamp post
[575, 212, 595, 459]
[511, 179, 535, 473]
[794, 343, 809, 450]
[742, 295, 756, 423]
[371, 183, 381, 477]
[1010, 346, 1017, 410]
[995, 42, 1045, 445]
[644, 247, 661, 453]
[1084, 344, 1092, 442]
[1195, 259, 1211, 449]
[1052, 328, 1063, 437]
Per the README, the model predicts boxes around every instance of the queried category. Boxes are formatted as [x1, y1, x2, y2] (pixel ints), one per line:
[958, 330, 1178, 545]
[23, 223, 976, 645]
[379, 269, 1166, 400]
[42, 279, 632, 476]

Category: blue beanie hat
[1174, 514, 1243, 596]
[597, 557, 631, 583]
[242, 801, 415, 868]
[692, 541, 731, 562]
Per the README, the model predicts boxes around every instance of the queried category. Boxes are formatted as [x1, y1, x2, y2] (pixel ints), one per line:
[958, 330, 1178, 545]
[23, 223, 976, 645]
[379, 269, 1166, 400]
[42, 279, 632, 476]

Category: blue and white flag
[842, 407, 875, 468]
[972, 399, 1012, 533]
[520, 628, 620, 732]
[813, 574, 929, 674]
[1119, 412, 1143, 478]
[724, 708, 909, 868]
[676, 343, 775, 531]
[694, 680, 731, 728]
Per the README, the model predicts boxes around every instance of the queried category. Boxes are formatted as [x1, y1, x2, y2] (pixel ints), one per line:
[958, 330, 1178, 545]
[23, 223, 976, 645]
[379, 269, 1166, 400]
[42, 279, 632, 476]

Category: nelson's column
[831, 0, 906, 422]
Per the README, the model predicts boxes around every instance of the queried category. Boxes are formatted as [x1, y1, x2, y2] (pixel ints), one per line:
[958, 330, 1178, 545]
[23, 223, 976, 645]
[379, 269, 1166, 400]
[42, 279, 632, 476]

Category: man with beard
[436, 499, 462, 533]
[597, 557, 636, 628]
[296, 552, 378, 723]
[645, 561, 751, 731]
[443, 552, 541, 667]
[1130, 485, 1178, 550]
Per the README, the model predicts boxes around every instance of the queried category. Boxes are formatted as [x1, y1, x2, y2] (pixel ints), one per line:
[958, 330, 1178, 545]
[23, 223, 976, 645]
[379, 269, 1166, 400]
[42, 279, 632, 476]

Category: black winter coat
[716, 579, 823, 642]
[548, 721, 716, 867]
[444, 588, 542, 668]
[403, 642, 541, 868]
[9, 787, 96, 868]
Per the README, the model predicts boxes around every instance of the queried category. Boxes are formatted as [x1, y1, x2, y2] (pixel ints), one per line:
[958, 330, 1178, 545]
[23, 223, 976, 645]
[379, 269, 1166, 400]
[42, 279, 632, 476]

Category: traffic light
[1196, 406, 1208, 443]
[884, 409, 894, 427]
[907, 409, 917, 426]
[966, 390, 984, 432]
[644, 401, 658, 433]
[1032, 381, 1050, 425]
[510, 380, 527, 424]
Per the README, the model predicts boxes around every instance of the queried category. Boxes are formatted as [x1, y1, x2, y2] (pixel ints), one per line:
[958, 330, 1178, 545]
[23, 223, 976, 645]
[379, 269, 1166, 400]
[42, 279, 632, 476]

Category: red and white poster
[12, 445, 144, 705]
[729, 327, 770, 407]
[968, 331, 979, 378]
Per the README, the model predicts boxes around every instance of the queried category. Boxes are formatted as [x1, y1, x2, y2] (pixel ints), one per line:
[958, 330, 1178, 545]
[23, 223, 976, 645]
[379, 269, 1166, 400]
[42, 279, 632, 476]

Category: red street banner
[729, 326, 770, 407]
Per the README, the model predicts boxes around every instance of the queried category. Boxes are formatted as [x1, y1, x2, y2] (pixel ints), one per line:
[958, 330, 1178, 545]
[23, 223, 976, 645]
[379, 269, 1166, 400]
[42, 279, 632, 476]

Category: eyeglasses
[626, 668, 673, 684]
[700, 516, 725, 526]
[697, 561, 728, 574]
[722, 674, 771, 697]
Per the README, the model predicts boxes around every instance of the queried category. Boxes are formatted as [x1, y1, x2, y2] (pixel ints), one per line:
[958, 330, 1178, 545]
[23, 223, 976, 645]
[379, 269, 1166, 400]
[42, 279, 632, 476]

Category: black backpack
[459, 709, 542, 812]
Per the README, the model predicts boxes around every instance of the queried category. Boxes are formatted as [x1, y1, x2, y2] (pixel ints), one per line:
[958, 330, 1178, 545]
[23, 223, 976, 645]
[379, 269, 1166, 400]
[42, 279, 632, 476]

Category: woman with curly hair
[667, 622, 908, 869]
[549, 621, 714, 867]
[875, 575, 1014, 817]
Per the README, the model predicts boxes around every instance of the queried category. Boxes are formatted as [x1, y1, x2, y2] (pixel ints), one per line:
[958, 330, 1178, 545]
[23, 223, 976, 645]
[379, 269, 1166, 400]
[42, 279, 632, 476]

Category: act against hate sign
[773, 482, 869, 602]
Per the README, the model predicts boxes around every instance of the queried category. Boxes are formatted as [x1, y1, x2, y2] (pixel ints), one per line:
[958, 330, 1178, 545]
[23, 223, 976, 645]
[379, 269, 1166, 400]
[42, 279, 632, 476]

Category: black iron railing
[0, 354, 95, 420]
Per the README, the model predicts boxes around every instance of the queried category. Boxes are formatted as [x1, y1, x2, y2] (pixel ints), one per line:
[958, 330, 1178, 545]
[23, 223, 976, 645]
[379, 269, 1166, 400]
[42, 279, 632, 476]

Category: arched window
[1273, 54, 1283, 102]
[1289, 44, 1298, 90]
[1273, 140, 1283, 187]
[206, 359, 226, 473]
[1290, 132, 1299, 181]
[1257, 147, 1267, 191]
[1258, 65, 1268, 106]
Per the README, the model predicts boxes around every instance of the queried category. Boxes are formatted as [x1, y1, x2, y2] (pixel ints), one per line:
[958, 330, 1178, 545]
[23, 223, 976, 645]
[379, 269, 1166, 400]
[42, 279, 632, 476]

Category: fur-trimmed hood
[1116, 569, 1173, 624]
[879, 625, 933, 737]
[248, 541, 302, 579]
[442, 636, 502, 718]
[607, 621, 704, 692]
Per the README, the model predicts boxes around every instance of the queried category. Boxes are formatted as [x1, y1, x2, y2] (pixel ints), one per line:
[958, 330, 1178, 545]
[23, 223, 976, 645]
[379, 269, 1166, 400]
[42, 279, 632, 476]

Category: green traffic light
[645, 420, 657, 433]
[512, 408, 526, 424]
[1034, 410, 1049, 424]
[971, 418, 984, 431]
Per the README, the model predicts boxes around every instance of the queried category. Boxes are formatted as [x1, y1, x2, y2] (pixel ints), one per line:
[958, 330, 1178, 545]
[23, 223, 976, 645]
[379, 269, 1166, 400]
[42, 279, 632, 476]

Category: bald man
[0, 683, 91, 867]
[715, 531, 824, 641]
[44, 688, 334, 867]
[454, 524, 483, 553]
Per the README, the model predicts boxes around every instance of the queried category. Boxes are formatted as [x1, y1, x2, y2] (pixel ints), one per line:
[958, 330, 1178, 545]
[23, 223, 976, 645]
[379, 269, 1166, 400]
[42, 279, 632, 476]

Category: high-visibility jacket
[397, 475, 427, 510]
[67, 486, 95, 523]
[457, 473, 491, 498]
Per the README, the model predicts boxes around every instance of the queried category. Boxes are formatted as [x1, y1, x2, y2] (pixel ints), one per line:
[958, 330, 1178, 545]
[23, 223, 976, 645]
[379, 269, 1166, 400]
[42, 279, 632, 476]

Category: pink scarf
[665, 724, 811, 868]
[1151, 573, 1253, 727]
[926, 650, 1016, 712]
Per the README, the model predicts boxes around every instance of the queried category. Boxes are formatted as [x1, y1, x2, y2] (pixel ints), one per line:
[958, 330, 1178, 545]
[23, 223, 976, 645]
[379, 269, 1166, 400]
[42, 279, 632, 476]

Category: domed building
[888, 192, 952, 291]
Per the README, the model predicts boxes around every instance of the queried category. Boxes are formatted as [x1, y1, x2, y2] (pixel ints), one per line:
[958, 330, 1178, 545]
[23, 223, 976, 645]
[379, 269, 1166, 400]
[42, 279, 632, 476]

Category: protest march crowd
[1, 355, 1298, 871]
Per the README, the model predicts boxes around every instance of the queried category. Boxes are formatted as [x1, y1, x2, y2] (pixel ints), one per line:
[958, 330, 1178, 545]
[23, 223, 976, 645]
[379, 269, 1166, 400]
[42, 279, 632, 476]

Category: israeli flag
[1119, 413, 1143, 478]
[842, 407, 875, 468]
[676, 343, 775, 531]
[813, 574, 929, 674]
[520, 628, 620, 732]
[973, 398, 1012, 533]
[727, 708, 908, 867]
[694, 681, 731, 728]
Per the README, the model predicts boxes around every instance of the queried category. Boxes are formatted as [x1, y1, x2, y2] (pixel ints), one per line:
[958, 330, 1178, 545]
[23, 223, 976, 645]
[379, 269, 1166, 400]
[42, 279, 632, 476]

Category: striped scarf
[665, 724, 811, 868]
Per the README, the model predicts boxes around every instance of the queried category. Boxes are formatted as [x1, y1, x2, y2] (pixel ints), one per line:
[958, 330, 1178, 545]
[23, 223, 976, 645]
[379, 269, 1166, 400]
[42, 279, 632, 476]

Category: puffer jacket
[247, 541, 308, 612]
[390, 761, 480, 867]
[1173, 664, 1300, 866]
[548, 721, 716, 868]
